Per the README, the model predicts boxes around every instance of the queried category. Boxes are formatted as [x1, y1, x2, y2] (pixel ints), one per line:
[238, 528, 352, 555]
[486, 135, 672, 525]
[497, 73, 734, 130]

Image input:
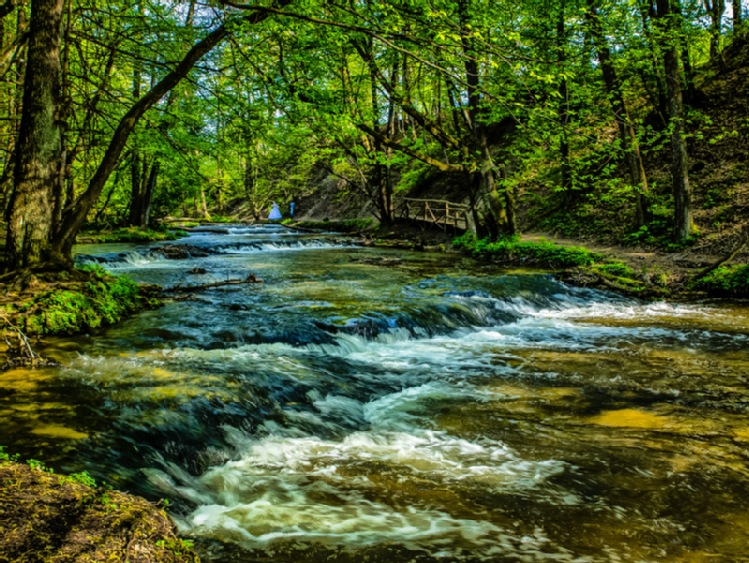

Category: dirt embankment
[0, 461, 199, 562]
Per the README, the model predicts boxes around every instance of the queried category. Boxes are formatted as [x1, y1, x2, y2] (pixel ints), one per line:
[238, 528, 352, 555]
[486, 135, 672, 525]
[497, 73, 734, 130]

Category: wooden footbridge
[394, 198, 473, 232]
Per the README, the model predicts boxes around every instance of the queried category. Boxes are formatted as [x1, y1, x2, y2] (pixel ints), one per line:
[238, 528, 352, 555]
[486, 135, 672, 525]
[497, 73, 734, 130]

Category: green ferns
[12, 266, 155, 336]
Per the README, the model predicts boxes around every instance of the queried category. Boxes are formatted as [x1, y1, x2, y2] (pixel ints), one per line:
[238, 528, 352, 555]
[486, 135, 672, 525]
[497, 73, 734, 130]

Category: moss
[453, 234, 675, 297]
[591, 260, 637, 278]
[7, 266, 159, 337]
[295, 218, 374, 234]
[0, 457, 199, 562]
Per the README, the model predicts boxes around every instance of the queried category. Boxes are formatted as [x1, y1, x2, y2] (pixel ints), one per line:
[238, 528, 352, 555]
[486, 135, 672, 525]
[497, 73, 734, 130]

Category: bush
[695, 264, 749, 296]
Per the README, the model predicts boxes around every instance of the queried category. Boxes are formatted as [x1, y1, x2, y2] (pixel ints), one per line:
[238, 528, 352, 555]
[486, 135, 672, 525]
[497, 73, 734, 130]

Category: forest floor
[0, 460, 199, 562]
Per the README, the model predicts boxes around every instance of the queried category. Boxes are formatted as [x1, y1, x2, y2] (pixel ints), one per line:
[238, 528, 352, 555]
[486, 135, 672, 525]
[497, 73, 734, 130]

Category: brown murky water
[2, 225, 749, 561]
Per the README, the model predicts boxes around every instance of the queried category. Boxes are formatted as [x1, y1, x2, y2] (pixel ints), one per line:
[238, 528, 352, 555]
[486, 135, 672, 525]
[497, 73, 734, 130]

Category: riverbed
[2, 224, 749, 561]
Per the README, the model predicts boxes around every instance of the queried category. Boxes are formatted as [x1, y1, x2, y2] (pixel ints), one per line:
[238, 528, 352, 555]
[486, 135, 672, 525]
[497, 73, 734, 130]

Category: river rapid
[2, 224, 749, 562]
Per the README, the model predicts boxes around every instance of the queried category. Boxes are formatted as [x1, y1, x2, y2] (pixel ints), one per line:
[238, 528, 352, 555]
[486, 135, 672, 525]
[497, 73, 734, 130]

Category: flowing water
[3, 224, 749, 562]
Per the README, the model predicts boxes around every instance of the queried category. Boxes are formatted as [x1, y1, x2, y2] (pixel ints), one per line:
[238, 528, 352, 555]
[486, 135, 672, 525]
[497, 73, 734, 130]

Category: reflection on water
[2, 224, 749, 561]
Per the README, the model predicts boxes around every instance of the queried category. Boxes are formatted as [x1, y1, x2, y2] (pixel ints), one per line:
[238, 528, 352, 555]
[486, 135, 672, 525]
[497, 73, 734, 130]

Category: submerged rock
[0, 461, 199, 562]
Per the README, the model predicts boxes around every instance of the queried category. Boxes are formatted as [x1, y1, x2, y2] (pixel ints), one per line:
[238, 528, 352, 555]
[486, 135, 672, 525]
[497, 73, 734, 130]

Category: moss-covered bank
[452, 233, 690, 298]
[1, 265, 160, 369]
[0, 456, 198, 562]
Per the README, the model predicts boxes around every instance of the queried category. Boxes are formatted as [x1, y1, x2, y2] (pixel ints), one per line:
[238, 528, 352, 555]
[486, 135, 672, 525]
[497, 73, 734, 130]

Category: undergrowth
[694, 264, 749, 296]
[451, 233, 675, 296]
[80, 226, 187, 243]
[0, 447, 198, 562]
[453, 233, 600, 268]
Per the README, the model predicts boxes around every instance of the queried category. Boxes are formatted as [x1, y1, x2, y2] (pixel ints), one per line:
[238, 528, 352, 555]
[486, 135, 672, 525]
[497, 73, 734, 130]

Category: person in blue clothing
[289, 201, 296, 218]
[268, 202, 282, 220]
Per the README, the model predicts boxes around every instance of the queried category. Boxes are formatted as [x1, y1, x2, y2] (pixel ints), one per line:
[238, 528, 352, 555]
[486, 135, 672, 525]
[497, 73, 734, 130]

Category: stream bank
[0, 458, 199, 562]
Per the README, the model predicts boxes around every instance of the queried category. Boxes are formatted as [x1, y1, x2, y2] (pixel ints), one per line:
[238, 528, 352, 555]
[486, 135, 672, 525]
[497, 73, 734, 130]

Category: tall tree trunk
[5, 0, 63, 271]
[457, 0, 510, 236]
[703, 0, 725, 62]
[557, 2, 571, 193]
[587, 0, 650, 227]
[733, 0, 742, 30]
[656, 0, 693, 242]
[128, 154, 143, 226]
[1, 6, 26, 218]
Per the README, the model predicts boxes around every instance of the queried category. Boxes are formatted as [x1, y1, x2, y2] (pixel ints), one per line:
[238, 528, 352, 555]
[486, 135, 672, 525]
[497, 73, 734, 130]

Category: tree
[5, 0, 63, 270]
[3, 0, 291, 271]
[585, 0, 650, 226]
[655, 0, 693, 242]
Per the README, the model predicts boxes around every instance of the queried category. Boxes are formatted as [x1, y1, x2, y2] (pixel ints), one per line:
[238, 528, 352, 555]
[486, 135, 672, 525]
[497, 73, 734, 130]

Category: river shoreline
[1, 221, 746, 561]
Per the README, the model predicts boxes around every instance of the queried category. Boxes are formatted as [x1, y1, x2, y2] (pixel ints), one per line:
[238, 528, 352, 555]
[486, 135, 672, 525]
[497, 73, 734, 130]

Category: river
[2, 224, 749, 561]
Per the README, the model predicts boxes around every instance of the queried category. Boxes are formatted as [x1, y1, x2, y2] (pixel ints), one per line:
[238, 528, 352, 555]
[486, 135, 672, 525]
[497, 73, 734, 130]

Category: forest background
[0, 0, 747, 278]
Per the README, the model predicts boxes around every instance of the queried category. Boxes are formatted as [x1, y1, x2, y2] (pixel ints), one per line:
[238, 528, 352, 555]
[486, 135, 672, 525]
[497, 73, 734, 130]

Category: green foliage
[453, 233, 599, 268]
[0, 446, 20, 463]
[624, 220, 672, 247]
[695, 265, 749, 296]
[66, 471, 98, 488]
[81, 227, 186, 244]
[156, 538, 195, 556]
[591, 261, 636, 278]
[27, 459, 53, 473]
[15, 267, 149, 336]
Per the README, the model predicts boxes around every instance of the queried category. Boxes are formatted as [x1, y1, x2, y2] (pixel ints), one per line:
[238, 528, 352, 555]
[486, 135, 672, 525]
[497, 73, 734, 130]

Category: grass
[452, 233, 600, 268]
[452, 233, 674, 297]
[79, 226, 188, 244]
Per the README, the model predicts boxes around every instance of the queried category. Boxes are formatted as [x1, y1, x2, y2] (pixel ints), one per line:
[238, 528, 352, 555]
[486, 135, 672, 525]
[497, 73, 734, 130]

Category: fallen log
[165, 273, 263, 293]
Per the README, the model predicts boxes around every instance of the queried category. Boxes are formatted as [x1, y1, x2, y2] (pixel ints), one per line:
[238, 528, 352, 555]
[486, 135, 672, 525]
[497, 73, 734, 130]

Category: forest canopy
[1, 0, 747, 271]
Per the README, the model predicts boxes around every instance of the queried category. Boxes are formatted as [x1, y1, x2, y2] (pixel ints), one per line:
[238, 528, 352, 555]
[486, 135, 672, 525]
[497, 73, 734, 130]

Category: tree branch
[53, 0, 293, 258]
[356, 123, 466, 173]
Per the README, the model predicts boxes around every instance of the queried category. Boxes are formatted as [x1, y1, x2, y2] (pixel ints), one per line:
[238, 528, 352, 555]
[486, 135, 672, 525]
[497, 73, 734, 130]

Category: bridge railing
[395, 198, 472, 231]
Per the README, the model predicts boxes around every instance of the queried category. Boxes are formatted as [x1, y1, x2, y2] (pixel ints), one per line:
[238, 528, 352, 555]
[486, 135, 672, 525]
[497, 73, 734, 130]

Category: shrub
[695, 264, 749, 296]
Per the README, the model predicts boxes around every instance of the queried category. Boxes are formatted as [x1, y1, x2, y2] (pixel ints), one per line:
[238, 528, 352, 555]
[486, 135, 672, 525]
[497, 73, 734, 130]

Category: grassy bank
[77, 225, 188, 244]
[452, 233, 675, 297]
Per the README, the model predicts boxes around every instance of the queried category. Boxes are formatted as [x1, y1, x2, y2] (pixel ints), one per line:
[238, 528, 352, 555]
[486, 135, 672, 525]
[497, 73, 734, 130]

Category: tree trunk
[128, 153, 143, 226]
[4, 0, 63, 271]
[140, 160, 158, 227]
[733, 0, 742, 30]
[587, 0, 650, 227]
[656, 0, 693, 242]
[703, 0, 725, 62]
[557, 3, 571, 193]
